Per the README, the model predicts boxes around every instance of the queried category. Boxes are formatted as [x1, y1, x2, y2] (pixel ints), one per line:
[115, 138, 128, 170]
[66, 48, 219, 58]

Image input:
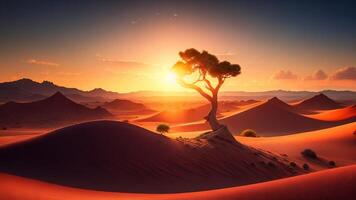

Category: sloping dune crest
[0, 165, 355, 200]
[173, 97, 340, 136]
[295, 93, 343, 112]
[138, 100, 257, 124]
[240, 122, 356, 168]
[0, 120, 300, 193]
[0, 92, 112, 127]
[305, 105, 356, 122]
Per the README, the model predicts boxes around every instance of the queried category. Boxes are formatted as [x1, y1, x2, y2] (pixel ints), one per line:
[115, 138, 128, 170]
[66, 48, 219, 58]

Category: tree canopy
[156, 124, 170, 134]
[172, 48, 241, 101]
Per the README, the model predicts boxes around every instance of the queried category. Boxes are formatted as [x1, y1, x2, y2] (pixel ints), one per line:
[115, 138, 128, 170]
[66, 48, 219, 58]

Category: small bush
[289, 162, 297, 168]
[329, 161, 336, 167]
[122, 120, 129, 123]
[240, 129, 257, 137]
[156, 124, 170, 135]
[267, 161, 276, 168]
[303, 163, 310, 170]
[301, 149, 317, 159]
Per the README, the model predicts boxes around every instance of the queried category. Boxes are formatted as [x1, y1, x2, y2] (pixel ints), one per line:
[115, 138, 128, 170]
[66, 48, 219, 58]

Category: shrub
[240, 129, 257, 137]
[267, 161, 276, 168]
[289, 162, 297, 168]
[329, 161, 336, 167]
[301, 149, 317, 159]
[122, 120, 129, 123]
[156, 124, 170, 135]
[303, 163, 310, 170]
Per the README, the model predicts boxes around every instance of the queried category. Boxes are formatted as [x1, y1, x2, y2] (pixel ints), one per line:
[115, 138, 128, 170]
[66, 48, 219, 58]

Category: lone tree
[156, 124, 170, 135]
[172, 48, 241, 131]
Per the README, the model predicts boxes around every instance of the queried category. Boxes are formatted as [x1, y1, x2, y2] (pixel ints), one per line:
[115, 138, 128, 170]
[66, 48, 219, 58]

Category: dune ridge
[0, 120, 301, 193]
[0, 92, 112, 127]
[173, 97, 342, 135]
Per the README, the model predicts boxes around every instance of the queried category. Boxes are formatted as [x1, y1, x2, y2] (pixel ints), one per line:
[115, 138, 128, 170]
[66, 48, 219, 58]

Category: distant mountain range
[0, 78, 355, 103]
[0, 78, 121, 103]
[0, 92, 112, 128]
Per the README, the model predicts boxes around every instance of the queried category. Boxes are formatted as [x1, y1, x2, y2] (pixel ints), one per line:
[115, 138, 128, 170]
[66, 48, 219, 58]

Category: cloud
[273, 70, 298, 80]
[330, 67, 356, 81]
[305, 70, 328, 80]
[26, 59, 59, 67]
[96, 54, 151, 69]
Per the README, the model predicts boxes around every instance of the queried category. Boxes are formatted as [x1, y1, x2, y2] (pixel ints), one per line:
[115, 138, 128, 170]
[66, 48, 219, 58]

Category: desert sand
[240, 122, 356, 170]
[305, 105, 356, 121]
[0, 92, 112, 128]
[0, 120, 302, 193]
[138, 100, 257, 124]
[172, 97, 343, 135]
[0, 165, 354, 200]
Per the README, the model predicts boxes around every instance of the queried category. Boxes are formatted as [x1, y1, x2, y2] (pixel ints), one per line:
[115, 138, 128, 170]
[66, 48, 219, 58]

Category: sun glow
[165, 72, 177, 85]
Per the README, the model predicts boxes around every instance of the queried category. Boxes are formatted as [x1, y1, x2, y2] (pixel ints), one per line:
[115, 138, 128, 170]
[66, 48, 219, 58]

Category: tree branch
[214, 77, 224, 94]
[203, 77, 214, 92]
[177, 78, 213, 102]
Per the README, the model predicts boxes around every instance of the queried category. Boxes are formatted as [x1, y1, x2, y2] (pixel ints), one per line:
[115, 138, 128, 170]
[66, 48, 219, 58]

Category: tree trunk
[206, 93, 221, 131]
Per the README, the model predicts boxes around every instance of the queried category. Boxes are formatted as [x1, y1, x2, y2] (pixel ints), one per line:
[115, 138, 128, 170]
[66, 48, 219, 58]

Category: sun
[165, 72, 177, 84]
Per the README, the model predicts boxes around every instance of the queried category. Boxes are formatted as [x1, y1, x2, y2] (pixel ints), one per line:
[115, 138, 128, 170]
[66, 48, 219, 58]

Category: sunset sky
[0, 0, 355, 92]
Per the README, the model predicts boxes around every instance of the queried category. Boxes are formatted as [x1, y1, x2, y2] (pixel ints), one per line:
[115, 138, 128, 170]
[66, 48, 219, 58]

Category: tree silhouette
[156, 124, 170, 135]
[172, 48, 241, 131]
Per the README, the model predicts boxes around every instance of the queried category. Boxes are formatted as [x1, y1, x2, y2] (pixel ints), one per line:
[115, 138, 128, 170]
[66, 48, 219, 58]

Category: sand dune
[0, 92, 112, 127]
[295, 93, 343, 112]
[0, 165, 354, 200]
[102, 99, 155, 115]
[305, 105, 356, 122]
[240, 122, 356, 169]
[173, 97, 339, 136]
[0, 120, 300, 193]
[138, 100, 257, 124]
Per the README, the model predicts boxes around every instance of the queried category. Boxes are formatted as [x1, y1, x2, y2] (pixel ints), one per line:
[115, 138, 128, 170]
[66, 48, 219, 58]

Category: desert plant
[172, 48, 241, 131]
[301, 149, 317, 159]
[303, 163, 310, 170]
[240, 129, 257, 137]
[156, 124, 170, 135]
[329, 161, 336, 167]
[267, 161, 276, 168]
[289, 162, 297, 168]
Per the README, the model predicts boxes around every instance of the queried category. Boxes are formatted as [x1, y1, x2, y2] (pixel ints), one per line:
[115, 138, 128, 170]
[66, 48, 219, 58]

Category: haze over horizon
[1, 0, 355, 92]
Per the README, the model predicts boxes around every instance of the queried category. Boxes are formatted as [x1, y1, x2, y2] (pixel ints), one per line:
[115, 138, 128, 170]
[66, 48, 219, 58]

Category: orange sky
[0, 1, 355, 92]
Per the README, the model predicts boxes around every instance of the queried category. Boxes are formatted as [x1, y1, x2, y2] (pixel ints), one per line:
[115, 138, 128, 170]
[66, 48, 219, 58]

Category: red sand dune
[102, 99, 155, 114]
[0, 92, 112, 127]
[0, 165, 355, 200]
[240, 122, 356, 169]
[295, 93, 343, 112]
[173, 97, 340, 136]
[305, 105, 356, 122]
[0, 120, 300, 193]
[138, 100, 257, 124]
